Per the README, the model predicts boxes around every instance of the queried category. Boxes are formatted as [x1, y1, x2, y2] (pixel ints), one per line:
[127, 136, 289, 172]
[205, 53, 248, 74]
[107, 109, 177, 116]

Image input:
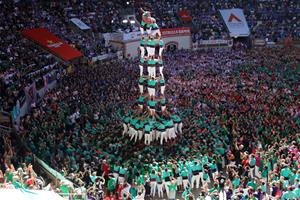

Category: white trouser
[118, 176, 125, 185]
[138, 104, 143, 110]
[160, 130, 168, 145]
[191, 174, 200, 189]
[159, 66, 164, 78]
[174, 123, 178, 134]
[145, 134, 151, 145]
[249, 166, 255, 179]
[130, 128, 138, 142]
[128, 126, 134, 137]
[122, 123, 128, 135]
[150, 130, 155, 141]
[140, 47, 145, 58]
[151, 29, 161, 38]
[147, 66, 156, 78]
[255, 166, 261, 178]
[139, 84, 143, 94]
[178, 122, 183, 134]
[199, 172, 204, 183]
[212, 170, 218, 180]
[161, 105, 166, 112]
[156, 130, 161, 141]
[113, 172, 119, 181]
[182, 178, 189, 190]
[202, 178, 210, 188]
[150, 181, 157, 197]
[166, 128, 171, 139]
[164, 181, 170, 197]
[139, 65, 143, 77]
[148, 87, 156, 97]
[138, 130, 143, 140]
[161, 85, 165, 95]
[140, 27, 145, 36]
[169, 127, 176, 139]
[219, 189, 227, 200]
[176, 176, 182, 186]
[149, 107, 155, 116]
[157, 183, 163, 198]
[159, 47, 164, 57]
[147, 46, 155, 57]
[146, 28, 152, 36]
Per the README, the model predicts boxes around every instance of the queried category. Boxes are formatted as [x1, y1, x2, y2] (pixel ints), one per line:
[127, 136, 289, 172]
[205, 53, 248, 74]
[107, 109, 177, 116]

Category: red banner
[22, 28, 83, 61]
[178, 10, 192, 21]
[161, 27, 191, 37]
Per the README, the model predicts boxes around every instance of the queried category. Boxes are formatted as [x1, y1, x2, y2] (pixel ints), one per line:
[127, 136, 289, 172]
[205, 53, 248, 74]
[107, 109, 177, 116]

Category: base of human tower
[121, 9, 182, 145]
[122, 102, 183, 146]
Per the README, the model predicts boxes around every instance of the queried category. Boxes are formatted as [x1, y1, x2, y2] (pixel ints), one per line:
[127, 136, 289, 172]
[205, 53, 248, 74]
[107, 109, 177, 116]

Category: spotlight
[126, 1, 129, 5]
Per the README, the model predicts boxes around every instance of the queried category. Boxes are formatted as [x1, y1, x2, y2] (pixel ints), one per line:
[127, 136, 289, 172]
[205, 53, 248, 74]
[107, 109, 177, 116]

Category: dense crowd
[1, 0, 299, 112]
[140, 0, 300, 40]
[0, 1, 300, 200]
[11, 46, 298, 199]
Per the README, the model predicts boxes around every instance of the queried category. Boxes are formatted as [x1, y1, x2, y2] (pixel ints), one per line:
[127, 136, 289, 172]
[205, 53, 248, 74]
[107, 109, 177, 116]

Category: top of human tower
[120, 8, 182, 145]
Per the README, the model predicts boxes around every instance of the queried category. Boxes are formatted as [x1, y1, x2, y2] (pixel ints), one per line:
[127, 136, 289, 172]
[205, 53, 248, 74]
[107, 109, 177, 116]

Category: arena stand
[0, 0, 299, 200]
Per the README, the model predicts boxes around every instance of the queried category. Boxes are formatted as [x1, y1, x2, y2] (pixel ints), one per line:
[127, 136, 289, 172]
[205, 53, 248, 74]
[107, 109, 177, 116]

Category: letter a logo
[228, 13, 241, 22]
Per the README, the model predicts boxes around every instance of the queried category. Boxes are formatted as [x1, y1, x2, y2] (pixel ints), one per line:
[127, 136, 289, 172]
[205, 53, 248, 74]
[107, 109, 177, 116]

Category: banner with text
[161, 27, 191, 38]
[123, 31, 142, 41]
[22, 28, 83, 61]
[219, 8, 250, 37]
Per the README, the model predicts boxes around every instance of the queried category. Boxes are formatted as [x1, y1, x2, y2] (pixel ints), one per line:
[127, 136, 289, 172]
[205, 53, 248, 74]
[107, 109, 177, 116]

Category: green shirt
[144, 124, 153, 133]
[147, 40, 155, 47]
[147, 59, 156, 65]
[147, 79, 157, 87]
[293, 188, 300, 198]
[107, 178, 116, 191]
[119, 167, 127, 175]
[147, 100, 157, 108]
[138, 96, 145, 104]
[281, 191, 297, 200]
[281, 167, 292, 178]
[159, 40, 164, 47]
[139, 77, 145, 84]
[247, 181, 257, 190]
[180, 170, 188, 177]
[233, 178, 240, 188]
[160, 98, 166, 106]
[140, 39, 145, 46]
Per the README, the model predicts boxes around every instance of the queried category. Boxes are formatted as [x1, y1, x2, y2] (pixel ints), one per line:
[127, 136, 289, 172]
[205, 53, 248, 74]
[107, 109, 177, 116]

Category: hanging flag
[178, 10, 192, 21]
[219, 9, 250, 37]
[70, 18, 91, 30]
[22, 28, 83, 61]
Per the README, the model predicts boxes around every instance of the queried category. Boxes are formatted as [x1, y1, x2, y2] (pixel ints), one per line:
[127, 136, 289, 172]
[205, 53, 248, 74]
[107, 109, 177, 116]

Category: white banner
[219, 9, 250, 37]
[70, 18, 91, 30]
[199, 39, 231, 45]
[123, 31, 142, 41]
[91, 53, 117, 62]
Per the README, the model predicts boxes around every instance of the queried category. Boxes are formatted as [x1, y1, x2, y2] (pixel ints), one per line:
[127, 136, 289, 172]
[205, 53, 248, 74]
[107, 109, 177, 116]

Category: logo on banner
[47, 40, 63, 48]
[228, 13, 241, 22]
[227, 13, 243, 28]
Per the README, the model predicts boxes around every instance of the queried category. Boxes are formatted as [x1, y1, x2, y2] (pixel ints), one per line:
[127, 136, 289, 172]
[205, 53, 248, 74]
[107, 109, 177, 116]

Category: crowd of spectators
[141, 0, 300, 41]
[0, 1, 299, 200]
[14, 46, 299, 199]
[1, 0, 299, 111]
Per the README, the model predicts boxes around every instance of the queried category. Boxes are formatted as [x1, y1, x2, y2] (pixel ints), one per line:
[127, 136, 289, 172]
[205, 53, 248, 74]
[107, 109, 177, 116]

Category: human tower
[122, 10, 182, 145]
